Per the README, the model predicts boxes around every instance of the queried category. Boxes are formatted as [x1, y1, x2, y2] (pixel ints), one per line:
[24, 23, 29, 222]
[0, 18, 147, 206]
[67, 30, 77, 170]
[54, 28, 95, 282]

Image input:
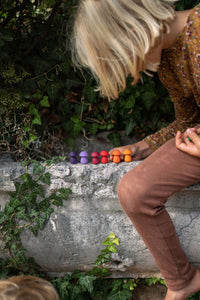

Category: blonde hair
[71, 0, 176, 99]
[0, 275, 59, 300]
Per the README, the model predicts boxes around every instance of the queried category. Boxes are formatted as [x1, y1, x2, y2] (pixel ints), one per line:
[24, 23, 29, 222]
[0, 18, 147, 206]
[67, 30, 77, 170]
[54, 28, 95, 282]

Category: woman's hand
[109, 140, 152, 161]
[175, 127, 200, 157]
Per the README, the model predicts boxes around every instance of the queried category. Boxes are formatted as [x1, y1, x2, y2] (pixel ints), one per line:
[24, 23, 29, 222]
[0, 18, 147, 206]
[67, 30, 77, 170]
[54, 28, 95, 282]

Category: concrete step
[0, 159, 200, 279]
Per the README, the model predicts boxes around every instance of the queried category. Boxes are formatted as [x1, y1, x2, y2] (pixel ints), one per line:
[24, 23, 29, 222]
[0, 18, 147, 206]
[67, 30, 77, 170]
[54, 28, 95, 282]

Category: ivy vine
[0, 156, 71, 275]
[0, 157, 199, 299]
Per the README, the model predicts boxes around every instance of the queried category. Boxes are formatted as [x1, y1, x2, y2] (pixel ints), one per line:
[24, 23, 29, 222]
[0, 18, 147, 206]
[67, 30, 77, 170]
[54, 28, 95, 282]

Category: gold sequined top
[144, 4, 200, 152]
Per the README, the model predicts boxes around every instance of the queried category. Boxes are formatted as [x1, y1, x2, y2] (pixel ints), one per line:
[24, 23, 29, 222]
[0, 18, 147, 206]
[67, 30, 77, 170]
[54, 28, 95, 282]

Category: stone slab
[0, 160, 200, 278]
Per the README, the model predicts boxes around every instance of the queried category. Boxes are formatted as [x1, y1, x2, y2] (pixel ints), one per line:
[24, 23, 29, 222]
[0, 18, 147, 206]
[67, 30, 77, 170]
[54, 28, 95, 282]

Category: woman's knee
[117, 169, 149, 216]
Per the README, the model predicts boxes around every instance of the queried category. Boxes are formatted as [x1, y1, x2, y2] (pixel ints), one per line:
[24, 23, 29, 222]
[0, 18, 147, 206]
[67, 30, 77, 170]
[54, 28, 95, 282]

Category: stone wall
[1, 157, 200, 279]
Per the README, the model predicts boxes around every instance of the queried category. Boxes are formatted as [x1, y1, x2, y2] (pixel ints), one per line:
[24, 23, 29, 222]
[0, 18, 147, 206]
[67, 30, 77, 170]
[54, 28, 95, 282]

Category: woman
[72, 1, 200, 298]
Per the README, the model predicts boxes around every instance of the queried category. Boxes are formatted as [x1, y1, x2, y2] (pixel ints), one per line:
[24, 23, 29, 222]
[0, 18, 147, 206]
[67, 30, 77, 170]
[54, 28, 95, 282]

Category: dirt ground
[131, 284, 167, 300]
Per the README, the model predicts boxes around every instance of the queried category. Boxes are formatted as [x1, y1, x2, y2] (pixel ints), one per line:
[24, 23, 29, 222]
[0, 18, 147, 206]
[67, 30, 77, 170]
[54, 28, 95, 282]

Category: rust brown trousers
[117, 138, 200, 290]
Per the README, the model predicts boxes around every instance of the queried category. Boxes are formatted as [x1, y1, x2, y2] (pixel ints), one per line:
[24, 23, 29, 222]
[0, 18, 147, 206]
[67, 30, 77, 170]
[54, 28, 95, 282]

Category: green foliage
[0, 157, 71, 273]
[144, 277, 166, 287]
[51, 233, 134, 300]
[175, 0, 200, 10]
[187, 292, 200, 300]
[1, 0, 200, 157]
[0, 1, 200, 298]
[95, 232, 119, 265]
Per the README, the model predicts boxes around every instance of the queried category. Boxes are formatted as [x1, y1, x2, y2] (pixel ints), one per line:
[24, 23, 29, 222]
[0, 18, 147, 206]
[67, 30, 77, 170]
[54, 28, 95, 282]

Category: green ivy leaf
[15, 209, 30, 222]
[57, 188, 72, 200]
[89, 123, 99, 135]
[29, 209, 39, 218]
[125, 119, 136, 136]
[51, 196, 63, 206]
[40, 96, 50, 107]
[79, 275, 96, 294]
[22, 124, 31, 132]
[83, 85, 97, 103]
[95, 253, 110, 265]
[14, 182, 24, 196]
[65, 137, 74, 151]
[4, 235, 12, 244]
[46, 156, 66, 166]
[33, 161, 45, 175]
[70, 117, 85, 138]
[125, 94, 136, 109]
[102, 238, 113, 246]
[107, 289, 132, 300]
[107, 245, 117, 253]
[112, 238, 119, 245]
[0, 212, 8, 224]
[56, 281, 69, 299]
[39, 173, 51, 185]
[37, 215, 47, 230]
[29, 104, 38, 115]
[107, 132, 121, 147]
[22, 192, 37, 206]
[29, 133, 37, 143]
[108, 232, 116, 239]
[20, 173, 32, 185]
[141, 91, 157, 111]
[88, 266, 111, 278]
[30, 225, 38, 236]
[33, 185, 44, 198]
[71, 285, 84, 300]
[36, 199, 48, 211]
[32, 115, 42, 125]
[4, 203, 15, 215]
[45, 207, 54, 218]
[33, 90, 42, 100]
[23, 140, 29, 148]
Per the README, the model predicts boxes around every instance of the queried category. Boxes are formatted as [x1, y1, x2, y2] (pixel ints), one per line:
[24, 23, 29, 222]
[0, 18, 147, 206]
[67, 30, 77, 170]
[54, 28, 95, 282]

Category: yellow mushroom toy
[123, 149, 132, 162]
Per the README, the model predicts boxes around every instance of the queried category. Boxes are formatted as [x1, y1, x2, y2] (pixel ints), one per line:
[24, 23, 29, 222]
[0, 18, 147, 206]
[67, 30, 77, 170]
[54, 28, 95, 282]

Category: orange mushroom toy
[112, 150, 121, 163]
[123, 149, 132, 162]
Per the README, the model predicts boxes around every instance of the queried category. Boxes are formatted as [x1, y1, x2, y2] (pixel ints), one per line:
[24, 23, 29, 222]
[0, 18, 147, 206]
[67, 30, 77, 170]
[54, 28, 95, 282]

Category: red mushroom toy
[100, 150, 109, 164]
[91, 152, 100, 164]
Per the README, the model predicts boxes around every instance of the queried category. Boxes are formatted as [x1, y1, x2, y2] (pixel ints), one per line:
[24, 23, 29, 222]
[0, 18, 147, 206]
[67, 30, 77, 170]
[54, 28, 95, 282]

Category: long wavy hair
[71, 0, 176, 100]
[0, 275, 59, 300]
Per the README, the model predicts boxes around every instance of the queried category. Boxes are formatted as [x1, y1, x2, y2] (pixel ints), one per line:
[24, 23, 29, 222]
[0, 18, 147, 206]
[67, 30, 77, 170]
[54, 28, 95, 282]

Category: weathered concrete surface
[0, 158, 200, 279]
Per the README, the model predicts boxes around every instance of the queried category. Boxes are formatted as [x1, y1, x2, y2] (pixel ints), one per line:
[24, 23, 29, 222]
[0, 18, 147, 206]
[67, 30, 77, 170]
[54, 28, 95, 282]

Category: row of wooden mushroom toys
[69, 149, 132, 164]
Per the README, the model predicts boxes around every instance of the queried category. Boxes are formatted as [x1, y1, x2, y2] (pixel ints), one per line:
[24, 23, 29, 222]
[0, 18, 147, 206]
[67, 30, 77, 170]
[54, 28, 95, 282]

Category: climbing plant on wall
[0, 0, 200, 159]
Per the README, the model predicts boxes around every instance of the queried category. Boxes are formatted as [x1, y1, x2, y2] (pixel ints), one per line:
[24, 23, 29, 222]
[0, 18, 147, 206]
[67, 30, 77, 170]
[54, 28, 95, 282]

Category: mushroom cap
[69, 151, 78, 157]
[91, 151, 100, 157]
[123, 149, 132, 155]
[100, 150, 109, 156]
[112, 150, 121, 156]
[79, 151, 89, 157]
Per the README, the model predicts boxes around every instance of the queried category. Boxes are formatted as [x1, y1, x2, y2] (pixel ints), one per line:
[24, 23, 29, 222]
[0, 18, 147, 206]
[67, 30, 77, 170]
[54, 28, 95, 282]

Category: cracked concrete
[0, 158, 200, 278]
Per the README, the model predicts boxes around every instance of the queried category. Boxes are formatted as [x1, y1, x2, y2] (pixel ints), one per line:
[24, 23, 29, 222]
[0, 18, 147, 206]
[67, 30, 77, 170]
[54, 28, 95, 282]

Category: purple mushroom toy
[69, 151, 78, 164]
[79, 151, 89, 164]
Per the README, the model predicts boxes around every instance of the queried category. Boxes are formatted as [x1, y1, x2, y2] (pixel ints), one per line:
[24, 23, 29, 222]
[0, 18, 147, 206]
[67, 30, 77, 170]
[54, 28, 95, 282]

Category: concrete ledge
[0, 159, 200, 278]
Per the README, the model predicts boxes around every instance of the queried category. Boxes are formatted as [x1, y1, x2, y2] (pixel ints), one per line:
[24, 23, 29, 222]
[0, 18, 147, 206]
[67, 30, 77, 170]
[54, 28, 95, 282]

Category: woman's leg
[117, 138, 200, 291]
